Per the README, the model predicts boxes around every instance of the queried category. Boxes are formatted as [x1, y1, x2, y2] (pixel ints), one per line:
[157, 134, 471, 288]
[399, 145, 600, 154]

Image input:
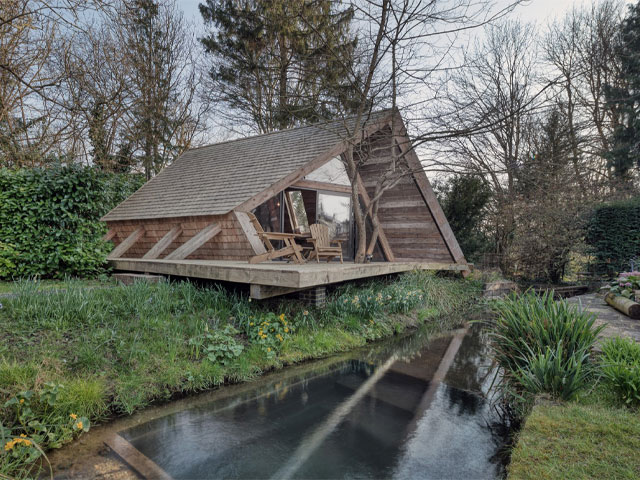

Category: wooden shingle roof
[101, 111, 391, 221]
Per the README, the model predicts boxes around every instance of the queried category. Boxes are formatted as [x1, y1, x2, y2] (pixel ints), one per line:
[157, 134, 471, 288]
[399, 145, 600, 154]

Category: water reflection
[117, 325, 508, 479]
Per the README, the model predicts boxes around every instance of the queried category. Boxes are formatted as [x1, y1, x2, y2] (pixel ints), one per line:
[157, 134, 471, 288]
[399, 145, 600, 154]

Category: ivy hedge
[0, 166, 144, 279]
[585, 196, 640, 275]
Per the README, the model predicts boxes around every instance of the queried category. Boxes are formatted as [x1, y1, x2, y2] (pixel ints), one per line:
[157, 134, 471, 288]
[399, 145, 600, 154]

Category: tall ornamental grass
[600, 337, 640, 407]
[490, 291, 604, 401]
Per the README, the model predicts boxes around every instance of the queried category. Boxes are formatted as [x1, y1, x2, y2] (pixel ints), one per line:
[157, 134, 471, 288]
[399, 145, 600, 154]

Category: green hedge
[0, 166, 144, 279]
[585, 197, 640, 275]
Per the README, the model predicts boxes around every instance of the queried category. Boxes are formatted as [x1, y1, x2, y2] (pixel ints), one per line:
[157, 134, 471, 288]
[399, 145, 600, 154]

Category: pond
[49, 324, 510, 479]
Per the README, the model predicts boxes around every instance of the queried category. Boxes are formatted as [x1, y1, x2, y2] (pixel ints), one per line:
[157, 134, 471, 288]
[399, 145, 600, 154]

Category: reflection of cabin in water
[102, 109, 469, 299]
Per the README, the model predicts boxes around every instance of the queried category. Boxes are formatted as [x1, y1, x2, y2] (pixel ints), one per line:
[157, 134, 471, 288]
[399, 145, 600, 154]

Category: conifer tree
[199, 0, 357, 132]
[605, 0, 640, 182]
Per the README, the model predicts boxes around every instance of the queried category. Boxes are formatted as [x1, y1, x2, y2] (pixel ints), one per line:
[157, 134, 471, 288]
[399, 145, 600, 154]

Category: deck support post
[299, 286, 327, 307]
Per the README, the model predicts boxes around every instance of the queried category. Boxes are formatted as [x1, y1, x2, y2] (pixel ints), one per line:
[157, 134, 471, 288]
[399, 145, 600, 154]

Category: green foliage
[190, 324, 244, 365]
[600, 337, 640, 407]
[512, 344, 592, 401]
[604, 1, 640, 180]
[609, 271, 640, 298]
[0, 165, 144, 279]
[489, 291, 604, 401]
[0, 242, 17, 278]
[199, 0, 357, 131]
[436, 174, 492, 262]
[243, 312, 294, 358]
[1, 384, 90, 478]
[585, 197, 640, 275]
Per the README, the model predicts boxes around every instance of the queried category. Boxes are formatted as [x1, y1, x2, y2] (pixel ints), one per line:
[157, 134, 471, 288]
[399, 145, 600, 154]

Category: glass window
[305, 157, 350, 186]
[285, 190, 310, 234]
[317, 193, 353, 259]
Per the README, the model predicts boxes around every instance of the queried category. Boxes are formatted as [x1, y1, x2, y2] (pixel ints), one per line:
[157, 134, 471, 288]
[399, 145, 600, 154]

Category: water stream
[49, 323, 510, 479]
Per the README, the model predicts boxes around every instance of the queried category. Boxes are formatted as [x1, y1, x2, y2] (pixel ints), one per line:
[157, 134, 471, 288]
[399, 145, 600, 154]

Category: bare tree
[544, 0, 626, 198]
[429, 20, 541, 259]
[293, 0, 524, 263]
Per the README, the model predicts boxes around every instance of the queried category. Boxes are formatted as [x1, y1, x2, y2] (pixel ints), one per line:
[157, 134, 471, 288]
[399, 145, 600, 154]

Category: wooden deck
[109, 258, 467, 299]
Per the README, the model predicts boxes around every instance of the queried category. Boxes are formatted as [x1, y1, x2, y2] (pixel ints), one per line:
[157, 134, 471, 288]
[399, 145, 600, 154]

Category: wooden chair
[308, 223, 344, 263]
[246, 212, 305, 264]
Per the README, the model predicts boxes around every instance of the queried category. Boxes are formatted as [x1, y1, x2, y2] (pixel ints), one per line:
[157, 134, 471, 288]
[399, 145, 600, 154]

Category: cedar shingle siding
[103, 110, 466, 268]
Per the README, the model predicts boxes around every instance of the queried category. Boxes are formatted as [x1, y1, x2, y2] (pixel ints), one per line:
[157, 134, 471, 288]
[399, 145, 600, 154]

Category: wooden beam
[250, 284, 303, 300]
[392, 113, 468, 272]
[356, 173, 395, 262]
[104, 434, 172, 480]
[102, 229, 116, 242]
[108, 258, 468, 290]
[234, 212, 267, 255]
[236, 112, 394, 213]
[291, 179, 352, 194]
[107, 226, 145, 259]
[142, 226, 182, 259]
[165, 223, 221, 260]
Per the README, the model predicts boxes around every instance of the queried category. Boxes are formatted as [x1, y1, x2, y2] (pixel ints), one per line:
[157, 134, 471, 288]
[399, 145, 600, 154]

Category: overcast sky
[178, 0, 612, 31]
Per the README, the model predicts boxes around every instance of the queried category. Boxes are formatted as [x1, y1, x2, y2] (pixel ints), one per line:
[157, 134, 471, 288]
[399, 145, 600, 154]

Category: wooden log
[605, 292, 640, 319]
[107, 226, 145, 259]
[165, 223, 221, 260]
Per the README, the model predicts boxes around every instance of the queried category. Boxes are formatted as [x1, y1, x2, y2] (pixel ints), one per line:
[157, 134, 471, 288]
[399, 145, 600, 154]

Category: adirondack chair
[308, 223, 344, 263]
[246, 212, 305, 264]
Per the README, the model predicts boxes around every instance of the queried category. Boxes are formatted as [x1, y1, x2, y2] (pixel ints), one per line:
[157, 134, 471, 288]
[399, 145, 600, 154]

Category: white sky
[178, 0, 633, 147]
[178, 0, 605, 31]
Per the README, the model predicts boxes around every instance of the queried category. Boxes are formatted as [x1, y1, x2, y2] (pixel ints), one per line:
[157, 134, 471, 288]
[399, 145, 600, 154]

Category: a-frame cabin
[102, 109, 469, 299]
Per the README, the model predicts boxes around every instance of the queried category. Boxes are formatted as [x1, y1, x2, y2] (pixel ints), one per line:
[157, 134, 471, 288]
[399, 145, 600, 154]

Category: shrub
[512, 344, 592, 401]
[189, 324, 244, 365]
[0, 165, 144, 279]
[1, 384, 90, 478]
[608, 271, 640, 299]
[585, 196, 640, 276]
[490, 290, 604, 401]
[600, 337, 640, 407]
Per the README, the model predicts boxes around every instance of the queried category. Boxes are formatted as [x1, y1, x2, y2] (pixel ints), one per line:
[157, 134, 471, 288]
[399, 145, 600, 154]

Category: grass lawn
[509, 386, 640, 479]
[0, 271, 480, 478]
[0, 277, 112, 295]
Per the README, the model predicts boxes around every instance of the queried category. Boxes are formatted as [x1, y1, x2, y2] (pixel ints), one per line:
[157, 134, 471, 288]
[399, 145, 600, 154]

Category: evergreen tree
[199, 0, 357, 132]
[605, 0, 640, 182]
[120, 0, 200, 179]
[437, 175, 492, 262]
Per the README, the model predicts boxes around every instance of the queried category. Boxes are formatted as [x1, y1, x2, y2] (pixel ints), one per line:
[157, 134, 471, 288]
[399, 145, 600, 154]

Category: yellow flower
[70, 413, 77, 420]
[4, 440, 14, 451]
[22, 439, 32, 447]
[279, 313, 285, 321]
[303, 310, 308, 316]
[267, 347, 271, 352]
[20, 434, 27, 438]
[284, 327, 289, 333]
[76, 421, 83, 430]
[19, 398, 24, 404]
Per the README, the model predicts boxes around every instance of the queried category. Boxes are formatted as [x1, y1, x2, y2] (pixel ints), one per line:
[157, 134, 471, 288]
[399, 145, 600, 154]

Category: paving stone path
[568, 293, 640, 344]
